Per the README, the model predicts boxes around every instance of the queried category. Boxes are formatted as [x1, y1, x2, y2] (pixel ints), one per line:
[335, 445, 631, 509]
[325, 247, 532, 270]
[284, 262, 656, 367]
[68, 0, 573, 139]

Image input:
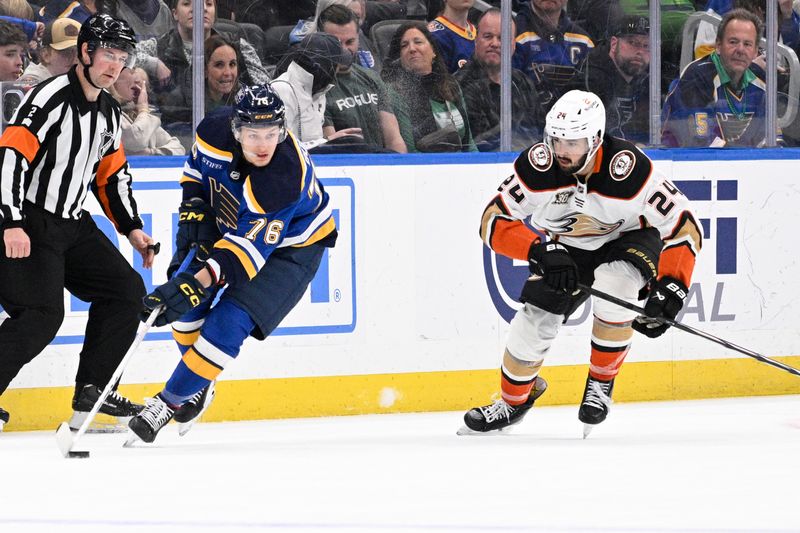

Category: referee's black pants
[0, 204, 145, 395]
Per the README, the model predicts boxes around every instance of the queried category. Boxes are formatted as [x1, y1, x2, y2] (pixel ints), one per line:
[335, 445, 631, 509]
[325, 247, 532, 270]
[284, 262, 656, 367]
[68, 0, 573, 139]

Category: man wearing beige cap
[19, 18, 80, 85]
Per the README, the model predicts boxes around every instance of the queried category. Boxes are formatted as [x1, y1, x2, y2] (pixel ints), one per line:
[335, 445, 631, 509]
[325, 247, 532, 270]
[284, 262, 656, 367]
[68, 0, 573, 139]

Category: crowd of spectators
[0, 0, 798, 153]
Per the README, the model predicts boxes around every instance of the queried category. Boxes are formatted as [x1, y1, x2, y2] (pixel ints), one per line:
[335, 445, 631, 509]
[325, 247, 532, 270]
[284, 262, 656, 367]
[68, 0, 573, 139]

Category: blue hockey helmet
[231, 84, 287, 142]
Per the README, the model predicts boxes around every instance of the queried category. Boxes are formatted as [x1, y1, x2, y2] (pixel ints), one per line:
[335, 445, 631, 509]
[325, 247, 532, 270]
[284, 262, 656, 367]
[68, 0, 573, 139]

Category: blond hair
[0, 0, 34, 20]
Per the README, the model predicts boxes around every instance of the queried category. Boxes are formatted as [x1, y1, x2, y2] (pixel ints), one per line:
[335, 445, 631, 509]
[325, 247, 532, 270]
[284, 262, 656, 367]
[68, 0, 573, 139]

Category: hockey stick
[55, 247, 197, 458]
[579, 283, 800, 378]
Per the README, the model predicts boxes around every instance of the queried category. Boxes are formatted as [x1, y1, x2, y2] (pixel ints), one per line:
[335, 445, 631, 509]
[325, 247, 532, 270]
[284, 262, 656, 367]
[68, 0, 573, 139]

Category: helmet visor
[93, 41, 136, 69]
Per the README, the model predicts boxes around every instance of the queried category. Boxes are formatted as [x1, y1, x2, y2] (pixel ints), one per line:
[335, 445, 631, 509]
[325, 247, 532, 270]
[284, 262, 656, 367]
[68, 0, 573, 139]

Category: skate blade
[582, 423, 595, 439]
[122, 432, 140, 448]
[456, 425, 516, 436]
[177, 420, 196, 437]
[69, 412, 132, 434]
[0, 420, 4, 432]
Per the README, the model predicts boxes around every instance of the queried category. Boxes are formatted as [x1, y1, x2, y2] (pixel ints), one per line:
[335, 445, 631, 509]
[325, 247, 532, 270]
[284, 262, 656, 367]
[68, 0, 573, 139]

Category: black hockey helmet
[231, 84, 287, 142]
[78, 13, 137, 69]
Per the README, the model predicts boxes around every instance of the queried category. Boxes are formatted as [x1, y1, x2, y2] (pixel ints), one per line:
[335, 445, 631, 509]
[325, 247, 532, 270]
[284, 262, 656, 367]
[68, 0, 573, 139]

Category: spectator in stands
[109, 0, 174, 41]
[110, 66, 186, 155]
[428, 0, 476, 73]
[160, 34, 243, 126]
[695, 0, 799, 59]
[19, 18, 79, 84]
[292, 0, 380, 70]
[134, 0, 268, 94]
[514, 0, 594, 120]
[661, 9, 775, 147]
[0, 18, 25, 81]
[617, 0, 693, 92]
[566, 0, 623, 45]
[1, 0, 44, 56]
[585, 15, 650, 144]
[272, 31, 363, 148]
[455, 8, 542, 151]
[382, 21, 477, 152]
[38, 0, 99, 23]
[319, 5, 407, 152]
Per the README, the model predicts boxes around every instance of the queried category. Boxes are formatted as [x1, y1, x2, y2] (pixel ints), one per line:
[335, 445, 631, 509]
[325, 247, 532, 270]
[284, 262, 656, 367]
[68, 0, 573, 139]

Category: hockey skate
[578, 375, 615, 438]
[458, 375, 548, 435]
[126, 394, 175, 445]
[174, 382, 216, 436]
[69, 383, 144, 433]
[0, 407, 8, 432]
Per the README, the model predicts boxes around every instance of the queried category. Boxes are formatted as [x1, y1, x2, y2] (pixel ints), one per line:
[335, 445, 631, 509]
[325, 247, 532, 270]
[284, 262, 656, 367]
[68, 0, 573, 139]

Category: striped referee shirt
[0, 66, 143, 235]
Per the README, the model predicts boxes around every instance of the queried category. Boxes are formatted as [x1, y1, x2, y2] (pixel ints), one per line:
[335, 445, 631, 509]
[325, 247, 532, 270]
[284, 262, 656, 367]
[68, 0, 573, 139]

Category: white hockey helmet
[544, 90, 606, 173]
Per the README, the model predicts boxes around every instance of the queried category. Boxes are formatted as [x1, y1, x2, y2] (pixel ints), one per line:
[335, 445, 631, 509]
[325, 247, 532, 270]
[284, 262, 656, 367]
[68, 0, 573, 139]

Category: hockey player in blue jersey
[127, 84, 337, 444]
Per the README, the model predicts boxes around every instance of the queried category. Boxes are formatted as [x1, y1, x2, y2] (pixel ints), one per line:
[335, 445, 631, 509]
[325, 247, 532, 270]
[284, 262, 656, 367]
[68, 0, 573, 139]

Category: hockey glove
[176, 198, 219, 254]
[632, 276, 688, 338]
[139, 272, 209, 327]
[528, 241, 579, 292]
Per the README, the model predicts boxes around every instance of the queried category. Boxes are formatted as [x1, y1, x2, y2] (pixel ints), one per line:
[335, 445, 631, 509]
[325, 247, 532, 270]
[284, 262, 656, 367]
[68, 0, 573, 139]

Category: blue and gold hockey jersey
[180, 107, 337, 287]
[661, 52, 774, 148]
[428, 16, 476, 73]
[513, 6, 594, 113]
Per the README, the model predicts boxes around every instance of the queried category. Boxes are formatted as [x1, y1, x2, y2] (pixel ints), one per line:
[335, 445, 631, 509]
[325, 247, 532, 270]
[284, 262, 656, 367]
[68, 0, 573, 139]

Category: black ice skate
[0, 406, 9, 432]
[69, 383, 144, 432]
[458, 375, 548, 435]
[578, 375, 615, 438]
[174, 381, 216, 436]
[126, 394, 175, 444]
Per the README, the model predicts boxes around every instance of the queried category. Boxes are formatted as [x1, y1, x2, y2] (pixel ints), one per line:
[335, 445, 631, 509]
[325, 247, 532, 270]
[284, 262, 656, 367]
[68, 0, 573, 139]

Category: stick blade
[55, 422, 75, 457]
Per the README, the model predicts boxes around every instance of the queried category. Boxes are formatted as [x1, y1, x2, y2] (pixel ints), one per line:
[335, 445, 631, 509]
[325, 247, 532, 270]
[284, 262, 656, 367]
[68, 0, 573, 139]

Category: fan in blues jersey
[662, 9, 779, 147]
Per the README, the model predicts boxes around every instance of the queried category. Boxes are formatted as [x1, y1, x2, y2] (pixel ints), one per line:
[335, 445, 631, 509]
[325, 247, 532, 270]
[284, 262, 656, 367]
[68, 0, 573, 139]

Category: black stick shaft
[579, 284, 800, 378]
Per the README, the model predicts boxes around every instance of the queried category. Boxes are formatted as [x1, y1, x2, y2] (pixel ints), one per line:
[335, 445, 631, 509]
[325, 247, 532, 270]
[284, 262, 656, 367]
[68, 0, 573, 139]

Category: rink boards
[4, 149, 800, 430]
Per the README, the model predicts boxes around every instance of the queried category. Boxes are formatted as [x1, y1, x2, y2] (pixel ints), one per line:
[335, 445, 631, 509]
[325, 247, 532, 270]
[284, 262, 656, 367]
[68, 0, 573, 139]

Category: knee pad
[592, 261, 646, 323]
[506, 303, 562, 362]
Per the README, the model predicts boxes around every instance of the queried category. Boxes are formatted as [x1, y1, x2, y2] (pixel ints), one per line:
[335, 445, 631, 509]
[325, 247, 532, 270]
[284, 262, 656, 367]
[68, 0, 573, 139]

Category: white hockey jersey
[481, 136, 702, 286]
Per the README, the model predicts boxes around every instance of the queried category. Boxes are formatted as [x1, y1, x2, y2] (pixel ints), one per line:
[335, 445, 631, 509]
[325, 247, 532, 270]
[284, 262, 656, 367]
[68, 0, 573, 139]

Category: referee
[0, 14, 155, 431]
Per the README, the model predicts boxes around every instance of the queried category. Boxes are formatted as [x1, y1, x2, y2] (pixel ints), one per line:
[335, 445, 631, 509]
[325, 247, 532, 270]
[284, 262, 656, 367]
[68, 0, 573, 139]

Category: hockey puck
[67, 451, 90, 459]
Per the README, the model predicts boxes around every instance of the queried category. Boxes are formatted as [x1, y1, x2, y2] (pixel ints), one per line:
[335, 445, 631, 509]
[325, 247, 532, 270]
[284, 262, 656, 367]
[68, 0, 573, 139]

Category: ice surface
[1, 395, 799, 532]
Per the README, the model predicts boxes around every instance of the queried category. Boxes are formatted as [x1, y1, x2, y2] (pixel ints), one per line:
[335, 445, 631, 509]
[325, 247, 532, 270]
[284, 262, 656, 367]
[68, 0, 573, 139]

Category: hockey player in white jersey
[461, 90, 702, 437]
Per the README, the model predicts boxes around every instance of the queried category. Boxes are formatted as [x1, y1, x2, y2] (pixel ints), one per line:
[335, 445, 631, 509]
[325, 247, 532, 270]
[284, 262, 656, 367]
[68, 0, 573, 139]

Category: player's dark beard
[557, 153, 588, 175]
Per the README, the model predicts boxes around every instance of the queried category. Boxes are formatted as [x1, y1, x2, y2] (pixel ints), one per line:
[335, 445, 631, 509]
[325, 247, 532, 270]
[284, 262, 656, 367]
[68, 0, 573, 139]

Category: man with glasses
[585, 15, 651, 144]
[0, 14, 157, 432]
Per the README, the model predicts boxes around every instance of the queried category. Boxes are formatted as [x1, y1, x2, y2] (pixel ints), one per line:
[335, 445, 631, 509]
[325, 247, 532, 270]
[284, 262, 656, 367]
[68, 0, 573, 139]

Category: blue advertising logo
[55, 176, 356, 344]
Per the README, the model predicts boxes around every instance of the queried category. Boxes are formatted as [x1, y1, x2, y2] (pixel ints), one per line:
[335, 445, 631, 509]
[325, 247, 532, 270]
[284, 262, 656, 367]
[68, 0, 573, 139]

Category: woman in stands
[160, 35, 243, 132]
[110, 66, 186, 156]
[381, 21, 477, 152]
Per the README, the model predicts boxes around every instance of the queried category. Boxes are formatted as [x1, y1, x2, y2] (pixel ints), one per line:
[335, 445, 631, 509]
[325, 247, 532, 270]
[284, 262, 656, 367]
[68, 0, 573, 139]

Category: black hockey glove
[632, 276, 688, 338]
[174, 198, 218, 256]
[139, 272, 209, 327]
[528, 241, 579, 292]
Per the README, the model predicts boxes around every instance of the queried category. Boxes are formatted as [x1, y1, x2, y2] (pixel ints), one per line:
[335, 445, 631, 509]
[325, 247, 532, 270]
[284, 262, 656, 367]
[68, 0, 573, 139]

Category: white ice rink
[1, 395, 799, 533]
